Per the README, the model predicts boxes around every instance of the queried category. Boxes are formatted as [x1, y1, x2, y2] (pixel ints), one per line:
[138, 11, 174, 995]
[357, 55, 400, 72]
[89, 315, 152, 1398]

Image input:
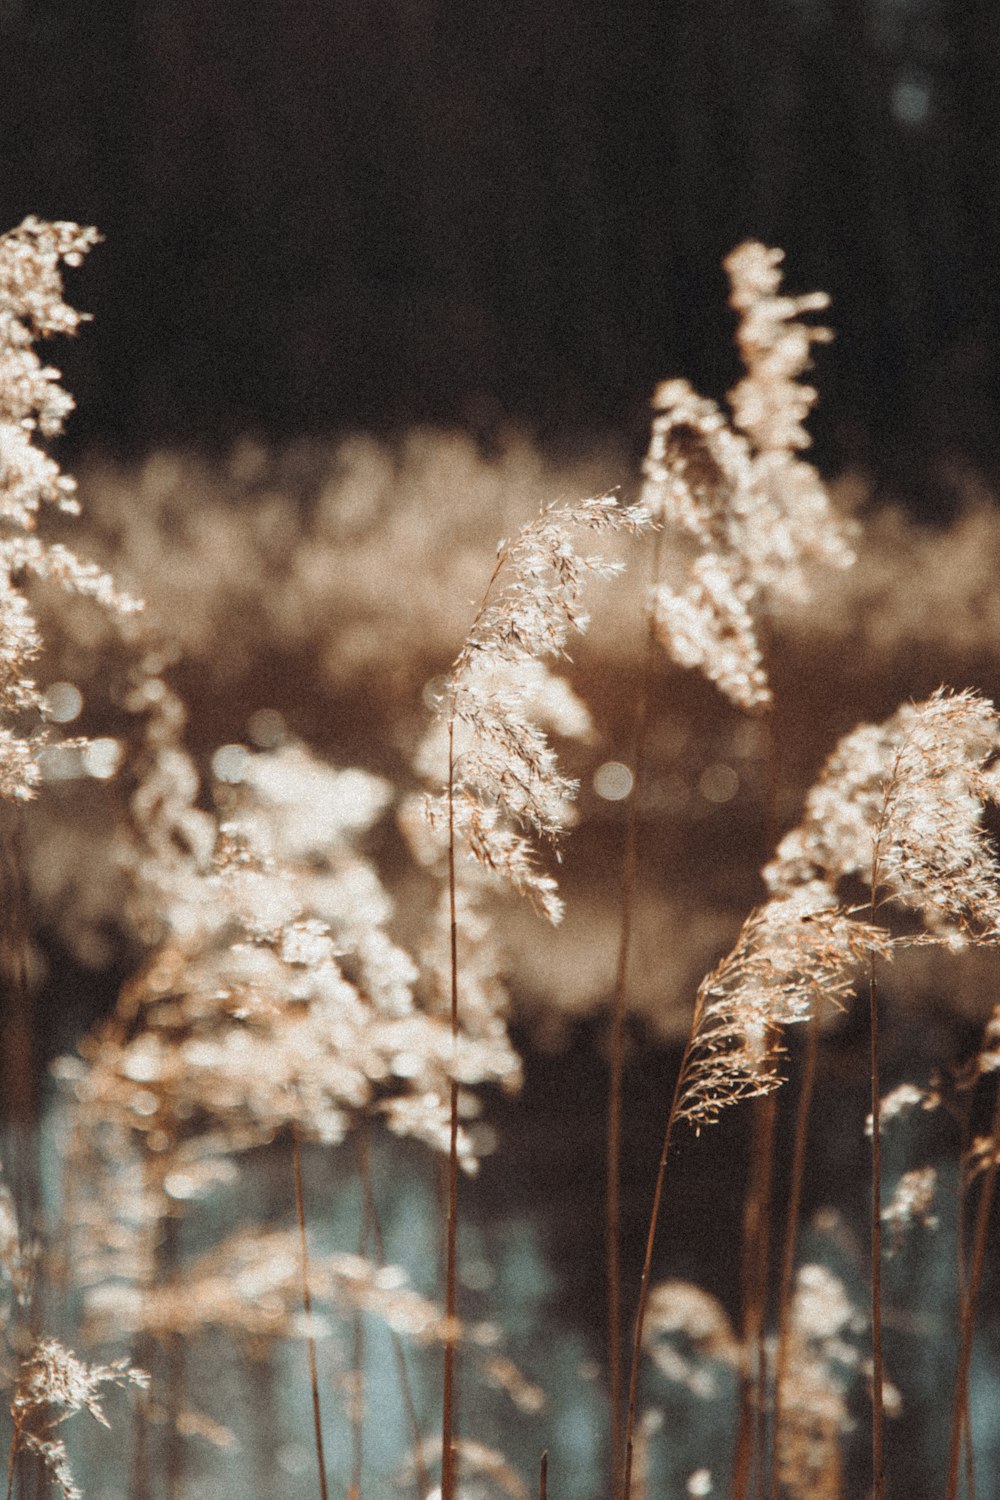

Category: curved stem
[6, 1413, 24, 1500]
[954, 1108, 976, 1500]
[354, 1130, 430, 1500]
[946, 1078, 1000, 1500]
[730, 1089, 777, 1500]
[621, 1050, 690, 1500]
[607, 526, 663, 1488]
[731, 670, 780, 1500]
[292, 1122, 329, 1500]
[441, 719, 460, 1500]
[868, 948, 885, 1500]
[351, 1155, 371, 1500]
[769, 1015, 820, 1500]
[867, 803, 896, 1500]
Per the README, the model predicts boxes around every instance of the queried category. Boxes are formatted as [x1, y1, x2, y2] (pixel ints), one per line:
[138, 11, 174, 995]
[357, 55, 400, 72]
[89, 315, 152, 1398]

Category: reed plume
[618, 244, 854, 1498]
[424, 494, 648, 1500]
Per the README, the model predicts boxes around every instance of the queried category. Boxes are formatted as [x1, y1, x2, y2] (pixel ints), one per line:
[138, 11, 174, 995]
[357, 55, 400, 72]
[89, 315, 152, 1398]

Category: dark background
[2, 0, 998, 512]
[3, 7, 999, 1493]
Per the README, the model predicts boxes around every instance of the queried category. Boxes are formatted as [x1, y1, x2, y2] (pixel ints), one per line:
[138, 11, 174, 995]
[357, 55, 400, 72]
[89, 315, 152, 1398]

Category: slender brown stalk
[441, 719, 461, 1500]
[769, 1014, 820, 1500]
[621, 1054, 690, 1500]
[350, 1315, 365, 1500]
[162, 1214, 185, 1500]
[354, 1130, 430, 1500]
[868, 945, 885, 1500]
[292, 1121, 330, 1500]
[866, 799, 895, 1500]
[731, 678, 780, 1500]
[437, 554, 506, 1500]
[607, 525, 663, 1488]
[5, 1413, 24, 1500]
[946, 1078, 1000, 1500]
[0, 807, 37, 1225]
[128, 1365, 153, 1500]
[539, 1449, 548, 1500]
[730, 1089, 777, 1500]
[129, 1158, 163, 1500]
[955, 1110, 976, 1500]
[351, 1168, 370, 1500]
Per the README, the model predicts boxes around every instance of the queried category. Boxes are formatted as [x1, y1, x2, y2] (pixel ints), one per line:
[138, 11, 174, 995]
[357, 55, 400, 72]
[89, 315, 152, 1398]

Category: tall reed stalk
[431, 498, 646, 1500]
[621, 1070, 686, 1500]
[868, 946, 886, 1500]
[769, 1015, 820, 1500]
[354, 1129, 429, 1500]
[441, 718, 461, 1500]
[946, 1078, 1000, 1500]
[730, 1089, 777, 1500]
[292, 1122, 330, 1500]
[607, 524, 663, 1489]
[954, 1109, 977, 1500]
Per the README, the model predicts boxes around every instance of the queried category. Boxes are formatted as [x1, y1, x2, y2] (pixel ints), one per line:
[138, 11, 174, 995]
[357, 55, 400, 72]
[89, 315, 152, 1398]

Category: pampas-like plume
[426, 495, 647, 1500]
[767, 689, 1000, 936]
[0, 218, 139, 800]
[641, 1281, 740, 1399]
[641, 245, 853, 712]
[425, 495, 649, 919]
[677, 884, 890, 1129]
[765, 688, 1000, 1498]
[616, 246, 853, 1495]
[880, 1167, 938, 1256]
[6, 1339, 147, 1500]
[775, 1266, 863, 1500]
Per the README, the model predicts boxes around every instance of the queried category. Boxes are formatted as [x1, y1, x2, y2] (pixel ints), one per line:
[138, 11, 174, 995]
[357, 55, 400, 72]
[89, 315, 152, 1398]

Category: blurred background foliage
[1, 0, 997, 515]
[3, 6, 1000, 1494]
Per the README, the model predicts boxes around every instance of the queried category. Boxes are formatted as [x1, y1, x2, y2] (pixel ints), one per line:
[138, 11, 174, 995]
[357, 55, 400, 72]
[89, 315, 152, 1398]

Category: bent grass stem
[769, 1014, 819, 1500]
[354, 1130, 430, 1500]
[607, 524, 663, 1489]
[441, 718, 460, 1500]
[292, 1122, 330, 1500]
[621, 1042, 693, 1500]
[946, 1077, 1000, 1500]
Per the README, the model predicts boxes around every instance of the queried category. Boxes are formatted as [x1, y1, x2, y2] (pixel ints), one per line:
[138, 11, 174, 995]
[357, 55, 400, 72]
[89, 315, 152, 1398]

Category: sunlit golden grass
[3, 220, 1000, 1500]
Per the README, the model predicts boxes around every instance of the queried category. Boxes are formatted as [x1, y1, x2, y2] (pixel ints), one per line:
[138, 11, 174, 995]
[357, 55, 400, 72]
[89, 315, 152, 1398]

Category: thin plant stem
[162, 1214, 185, 1500]
[128, 1157, 163, 1500]
[292, 1122, 330, 1500]
[769, 1014, 820, 1500]
[0, 808, 37, 1230]
[128, 1369, 153, 1500]
[5, 1414, 24, 1500]
[351, 1166, 371, 1500]
[946, 1078, 1000, 1500]
[438, 554, 509, 1500]
[867, 800, 894, 1500]
[731, 677, 780, 1500]
[730, 1089, 777, 1500]
[868, 943, 885, 1500]
[540, 1450, 548, 1500]
[354, 1130, 430, 1500]
[621, 1047, 692, 1500]
[351, 1312, 365, 1500]
[755, 1090, 778, 1500]
[441, 718, 461, 1500]
[607, 524, 663, 1489]
[955, 1108, 976, 1500]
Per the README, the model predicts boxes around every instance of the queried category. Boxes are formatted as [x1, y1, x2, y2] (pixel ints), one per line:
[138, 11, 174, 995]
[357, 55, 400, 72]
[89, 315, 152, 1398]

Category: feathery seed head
[0, 217, 139, 799]
[642, 246, 852, 712]
[427, 496, 648, 920]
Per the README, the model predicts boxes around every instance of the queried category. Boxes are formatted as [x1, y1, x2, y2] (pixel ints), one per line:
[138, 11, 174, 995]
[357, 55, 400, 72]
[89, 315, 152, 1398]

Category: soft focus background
[3, 3, 1000, 1498]
[1, 0, 998, 513]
